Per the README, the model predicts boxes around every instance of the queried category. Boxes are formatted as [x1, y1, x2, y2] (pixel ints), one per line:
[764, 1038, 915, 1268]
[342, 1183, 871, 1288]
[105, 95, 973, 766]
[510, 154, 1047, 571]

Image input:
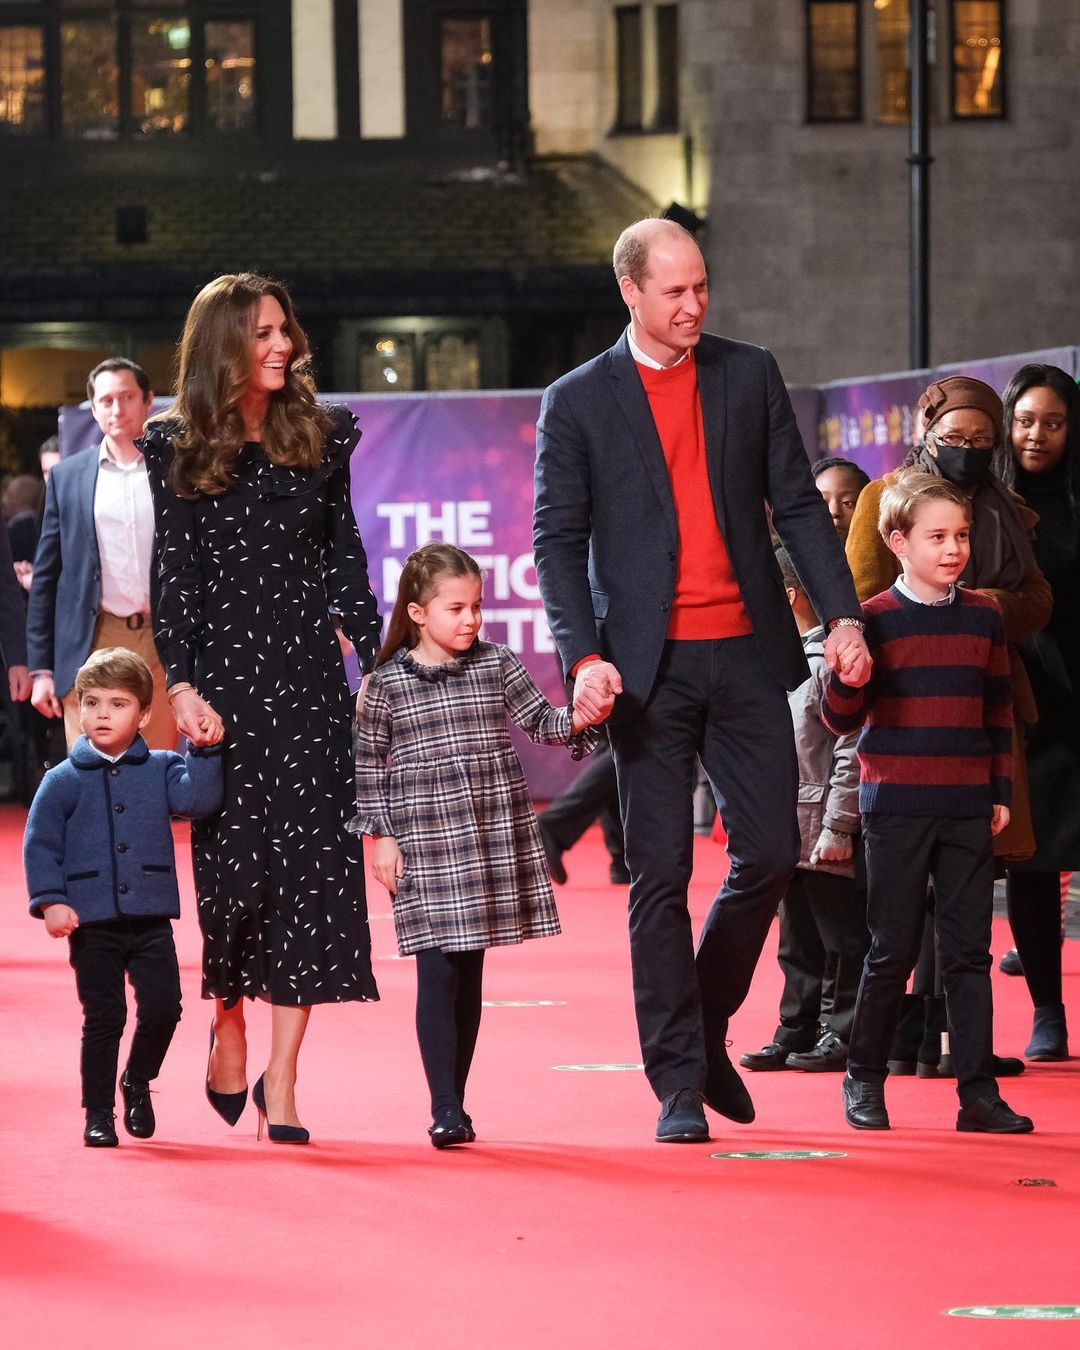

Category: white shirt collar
[98, 437, 145, 471]
[85, 738, 128, 764]
[895, 575, 956, 607]
[626, 326, 691, 371]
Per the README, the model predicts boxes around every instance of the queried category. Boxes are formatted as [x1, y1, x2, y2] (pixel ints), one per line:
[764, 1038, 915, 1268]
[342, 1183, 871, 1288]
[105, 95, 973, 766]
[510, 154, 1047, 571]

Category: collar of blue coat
[69, 734, 151, 770]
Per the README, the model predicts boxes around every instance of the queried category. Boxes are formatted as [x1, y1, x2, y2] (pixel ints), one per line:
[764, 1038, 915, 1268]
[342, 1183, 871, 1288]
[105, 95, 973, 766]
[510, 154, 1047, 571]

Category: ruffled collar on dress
[393, 642, 479, 682]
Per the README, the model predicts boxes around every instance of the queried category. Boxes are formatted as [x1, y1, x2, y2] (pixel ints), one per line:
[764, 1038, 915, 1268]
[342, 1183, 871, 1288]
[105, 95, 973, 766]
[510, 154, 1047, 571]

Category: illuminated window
[206, 22, 256, 133]
[131, 18, 191, 136]
[951, 1, 1003, 118]
[361, 335, 417, 392]
[61, 20, 120, 139]
[7, 4, 264, 140]
[0, 27, 47, 137]
[353, 325, 487, 393]
[806, 1, 860, 122]
[440, 16, 494, 129]
[875, 0, 910, 124]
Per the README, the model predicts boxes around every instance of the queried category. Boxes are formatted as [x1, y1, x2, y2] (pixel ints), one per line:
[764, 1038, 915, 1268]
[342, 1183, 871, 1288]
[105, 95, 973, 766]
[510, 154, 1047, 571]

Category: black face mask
[931, 441, 993, 489]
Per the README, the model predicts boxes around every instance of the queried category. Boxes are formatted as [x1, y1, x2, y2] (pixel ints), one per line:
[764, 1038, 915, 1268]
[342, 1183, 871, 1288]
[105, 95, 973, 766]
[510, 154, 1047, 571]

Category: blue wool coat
[24, 735, 223, 924]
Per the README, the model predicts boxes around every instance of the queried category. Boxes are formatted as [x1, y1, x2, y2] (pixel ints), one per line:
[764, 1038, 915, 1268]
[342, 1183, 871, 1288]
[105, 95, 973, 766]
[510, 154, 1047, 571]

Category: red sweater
[636, 356, 751, 640]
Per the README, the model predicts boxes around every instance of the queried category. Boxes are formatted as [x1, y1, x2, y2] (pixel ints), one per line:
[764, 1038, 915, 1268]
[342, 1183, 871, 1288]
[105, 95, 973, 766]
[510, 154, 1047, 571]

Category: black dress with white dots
[141, 407, 381, 1007]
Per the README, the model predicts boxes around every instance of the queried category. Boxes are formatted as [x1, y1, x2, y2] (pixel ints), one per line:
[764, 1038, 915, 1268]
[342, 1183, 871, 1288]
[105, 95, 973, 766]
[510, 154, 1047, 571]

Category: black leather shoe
[998, 947, 1023, 976]
[842, 1074, 890, 1130]
[788, 1031, 848, 1072]
[429, 1106, 473, 1149]
[704, 1052, 756, 1123]
[609, 860, 631, 885]
[956, 1095, 1034, 1134]
[739, 1041, 795, 1072]
[932, 1052, 1025, 1079]
[538, 822, 567, 885]
[84, 1109, 119, 1148]
[120, 1071, 155, 1138]
[655, 1088, 710, 1143]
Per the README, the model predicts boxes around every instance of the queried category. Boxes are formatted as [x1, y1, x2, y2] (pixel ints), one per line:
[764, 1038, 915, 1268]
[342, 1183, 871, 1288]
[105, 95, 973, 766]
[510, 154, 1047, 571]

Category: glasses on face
[929, 430, 996, 452]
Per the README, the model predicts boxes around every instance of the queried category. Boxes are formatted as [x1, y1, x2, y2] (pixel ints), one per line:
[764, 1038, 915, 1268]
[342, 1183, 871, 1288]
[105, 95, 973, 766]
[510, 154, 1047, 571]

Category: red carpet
[2, 801, 1077, 1347]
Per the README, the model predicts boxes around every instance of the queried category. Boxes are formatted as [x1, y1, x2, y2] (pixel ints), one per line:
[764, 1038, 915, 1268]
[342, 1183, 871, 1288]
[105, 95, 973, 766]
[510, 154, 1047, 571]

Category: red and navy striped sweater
[822, 585, 1013, 817]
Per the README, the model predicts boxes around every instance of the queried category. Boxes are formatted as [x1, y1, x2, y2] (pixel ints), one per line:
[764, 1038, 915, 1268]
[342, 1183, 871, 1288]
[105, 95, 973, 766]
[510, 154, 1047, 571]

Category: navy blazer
[533, 331, 861, 721]
[26, 443, 160, 698]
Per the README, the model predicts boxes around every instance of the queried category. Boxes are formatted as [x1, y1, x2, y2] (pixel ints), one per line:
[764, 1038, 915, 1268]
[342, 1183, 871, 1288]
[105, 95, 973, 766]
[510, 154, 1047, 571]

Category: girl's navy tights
[415, 947, 486, 1116]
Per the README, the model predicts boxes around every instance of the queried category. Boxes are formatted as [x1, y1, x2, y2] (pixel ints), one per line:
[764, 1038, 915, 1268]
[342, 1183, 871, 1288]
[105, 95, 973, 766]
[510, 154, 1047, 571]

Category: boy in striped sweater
[823, 470, 1033, 1134]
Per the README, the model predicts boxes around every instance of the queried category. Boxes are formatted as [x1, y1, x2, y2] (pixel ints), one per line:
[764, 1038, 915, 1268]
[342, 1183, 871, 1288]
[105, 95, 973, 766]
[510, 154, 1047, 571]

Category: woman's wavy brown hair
[376, 543, 482, 667]
[157, 272, 331, 497]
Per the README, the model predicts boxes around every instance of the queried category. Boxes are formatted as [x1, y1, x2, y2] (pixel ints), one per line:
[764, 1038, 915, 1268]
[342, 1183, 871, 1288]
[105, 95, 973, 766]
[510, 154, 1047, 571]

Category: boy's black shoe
[956, 1095, 1034, 1134]
[84, 1109, 119, 1148]
[655, 1088, 710, 1143]
[120, 1071, 156, 1138]
[842, 1073, 890, 1130]
[739, 1041, 795, 1072]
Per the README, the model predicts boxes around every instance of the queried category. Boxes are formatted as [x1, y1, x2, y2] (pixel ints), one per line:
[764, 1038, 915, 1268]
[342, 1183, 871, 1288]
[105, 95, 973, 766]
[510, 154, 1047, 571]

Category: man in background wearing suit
[27, 357, 174, 750]
[533, 218, 871, 1142]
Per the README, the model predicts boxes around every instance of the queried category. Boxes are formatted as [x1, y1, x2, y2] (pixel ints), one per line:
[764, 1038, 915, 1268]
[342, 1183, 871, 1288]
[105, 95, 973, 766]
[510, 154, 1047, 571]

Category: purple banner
[341, 391, 578, 801]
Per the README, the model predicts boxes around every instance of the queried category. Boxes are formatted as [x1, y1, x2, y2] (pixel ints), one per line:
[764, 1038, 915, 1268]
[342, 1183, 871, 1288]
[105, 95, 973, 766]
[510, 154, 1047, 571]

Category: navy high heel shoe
[205, 1026, 247, 1127]
[253, 1074, 309, 1145]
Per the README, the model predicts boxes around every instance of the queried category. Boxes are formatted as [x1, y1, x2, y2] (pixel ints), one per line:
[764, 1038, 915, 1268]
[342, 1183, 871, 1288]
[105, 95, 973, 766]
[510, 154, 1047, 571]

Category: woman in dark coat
[994, 363, 1080, 1061]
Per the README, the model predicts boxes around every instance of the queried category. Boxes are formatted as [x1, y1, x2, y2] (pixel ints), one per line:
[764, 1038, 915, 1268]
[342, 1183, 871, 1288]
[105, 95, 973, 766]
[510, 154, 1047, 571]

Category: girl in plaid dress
[351, 543, 611, 1147]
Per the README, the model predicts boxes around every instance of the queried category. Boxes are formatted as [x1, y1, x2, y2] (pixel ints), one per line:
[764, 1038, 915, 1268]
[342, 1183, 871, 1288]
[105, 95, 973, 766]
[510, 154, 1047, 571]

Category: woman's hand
[371, 836, 404, 896]
[170, 688, 225, 746]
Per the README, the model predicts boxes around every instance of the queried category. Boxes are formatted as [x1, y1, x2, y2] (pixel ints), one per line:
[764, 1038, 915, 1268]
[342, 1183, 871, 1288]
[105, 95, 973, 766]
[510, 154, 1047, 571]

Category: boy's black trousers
[68, 916, 182, 1110]
[847, 813, 997, 1106]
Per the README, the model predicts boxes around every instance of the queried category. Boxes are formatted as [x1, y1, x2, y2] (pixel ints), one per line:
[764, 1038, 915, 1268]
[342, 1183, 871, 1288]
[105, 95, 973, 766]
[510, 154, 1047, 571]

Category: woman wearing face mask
[991, 364, 1080, 1061]
[845, 376, 1051, 867]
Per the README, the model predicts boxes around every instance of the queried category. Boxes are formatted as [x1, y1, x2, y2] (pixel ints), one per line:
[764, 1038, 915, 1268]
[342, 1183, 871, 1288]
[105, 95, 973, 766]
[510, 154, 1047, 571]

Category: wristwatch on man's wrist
[827, 616, 865, 634]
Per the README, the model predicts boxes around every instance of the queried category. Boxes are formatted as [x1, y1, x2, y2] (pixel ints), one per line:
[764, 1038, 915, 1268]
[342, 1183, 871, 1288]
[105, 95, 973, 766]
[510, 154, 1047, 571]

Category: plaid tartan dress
[351, 641, 594, 955]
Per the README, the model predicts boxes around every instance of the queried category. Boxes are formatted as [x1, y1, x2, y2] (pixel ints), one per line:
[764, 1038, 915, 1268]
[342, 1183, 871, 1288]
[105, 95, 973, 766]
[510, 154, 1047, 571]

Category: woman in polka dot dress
[142, 273, 382, 1144]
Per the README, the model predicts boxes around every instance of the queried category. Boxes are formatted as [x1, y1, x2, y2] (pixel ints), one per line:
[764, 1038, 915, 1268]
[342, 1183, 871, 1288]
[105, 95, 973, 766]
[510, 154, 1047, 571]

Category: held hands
[371, 836, 404, 896]
[572, 660, 623, 730]
[170, 688, 225, 747]
[8, 664, 31, 702]
[824, 628, 872, 688]
[809, 827, 853, 867]
[991, 805, 1011, 837]
[43, 904, 80, 938]
[31, 673, 63, 719]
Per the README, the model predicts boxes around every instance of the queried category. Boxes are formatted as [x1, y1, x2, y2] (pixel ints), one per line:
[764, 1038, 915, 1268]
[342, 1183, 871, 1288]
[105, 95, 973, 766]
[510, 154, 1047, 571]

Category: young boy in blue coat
[24, 648, 223, 1147]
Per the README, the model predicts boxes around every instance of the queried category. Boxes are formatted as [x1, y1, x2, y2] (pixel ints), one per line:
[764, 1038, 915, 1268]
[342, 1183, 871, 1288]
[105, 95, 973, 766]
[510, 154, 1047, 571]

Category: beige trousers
[62, 611, 177, 751]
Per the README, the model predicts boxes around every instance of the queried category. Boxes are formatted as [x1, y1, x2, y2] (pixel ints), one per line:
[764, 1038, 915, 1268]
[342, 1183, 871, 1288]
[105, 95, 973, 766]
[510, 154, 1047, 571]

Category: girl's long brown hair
[376, 543, 482, 667]
[156, 272, 331, 497]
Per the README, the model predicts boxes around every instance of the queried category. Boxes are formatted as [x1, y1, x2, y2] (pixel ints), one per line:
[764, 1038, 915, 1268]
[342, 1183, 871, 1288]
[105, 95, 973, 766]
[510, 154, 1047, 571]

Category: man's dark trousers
[848, 813, 997, 1106]
[609, 636, 800, 1100]
[69, 916, 182, 1110]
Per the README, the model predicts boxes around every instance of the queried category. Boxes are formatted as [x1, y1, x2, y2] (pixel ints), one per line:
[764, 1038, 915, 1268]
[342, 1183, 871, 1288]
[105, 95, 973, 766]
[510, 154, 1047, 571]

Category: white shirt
[94, 439, 154, 617]
[627, 326, 690, 371]
[895, 575, 956, 607]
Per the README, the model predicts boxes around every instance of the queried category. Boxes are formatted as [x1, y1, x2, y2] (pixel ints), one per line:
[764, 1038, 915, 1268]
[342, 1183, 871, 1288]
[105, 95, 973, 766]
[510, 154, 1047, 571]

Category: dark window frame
[804, 0, 862, 124]
[613, 4, 643, 132]
[0, 1, 286, 142]
[948, 0, 1006, 121]
[653, 3, 678, 131]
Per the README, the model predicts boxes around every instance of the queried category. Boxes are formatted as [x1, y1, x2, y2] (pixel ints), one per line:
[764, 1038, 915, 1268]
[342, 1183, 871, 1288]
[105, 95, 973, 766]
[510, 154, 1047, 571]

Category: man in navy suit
[533, 218, 871, 1142]
[27, 358, 174, 751]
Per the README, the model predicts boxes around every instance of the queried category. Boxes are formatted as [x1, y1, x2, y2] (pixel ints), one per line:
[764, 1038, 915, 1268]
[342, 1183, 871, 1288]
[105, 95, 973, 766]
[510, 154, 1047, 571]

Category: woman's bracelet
[167, 682, 197, 702]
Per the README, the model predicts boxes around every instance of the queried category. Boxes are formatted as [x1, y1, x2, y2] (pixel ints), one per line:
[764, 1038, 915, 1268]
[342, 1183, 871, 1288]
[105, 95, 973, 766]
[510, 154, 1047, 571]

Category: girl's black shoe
[205, 1025, 248, 1126]
[429, 1106, 473, 1149]
[253, 1074, 309, 1144]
